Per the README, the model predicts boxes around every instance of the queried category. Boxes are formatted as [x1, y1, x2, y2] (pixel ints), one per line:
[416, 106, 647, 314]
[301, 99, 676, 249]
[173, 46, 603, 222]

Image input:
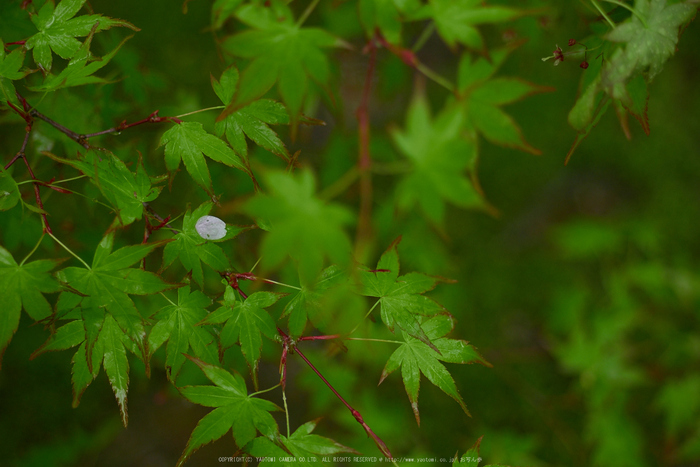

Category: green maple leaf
[356, 237, 448, 353]
[24, 0, 138, 72]
[457, 46, 552, 156]
[566, 1, 695, 161]
[243, 169, 353, 282]
[604, 0, 697, 85]
[30, 294, 145, 427]
[0, 245, 62, 369]
[212, 65, 290, 162]
[0, 38, 31, 108]
[379, 314, 491, 425]
[55, 230, 176, 362]
[243, 419, 358, 465]
[411, 0, 526, 51]
[147, 285, 218, 382]
[197, 287, 283, 389]
[220, 1, 343, 120]
[390, 91, 484, 224]
[177, 356, 280, 467]
[0, 167, 21, 212]
[358, 0, 422, 44]
[453, 436, 487, 467]
[47, 149, 163, 226]
[28, 28, 131, 92]
[159, 121, 248, 195]
[161, 201, 252, 287]
[282, 265, 348, 338]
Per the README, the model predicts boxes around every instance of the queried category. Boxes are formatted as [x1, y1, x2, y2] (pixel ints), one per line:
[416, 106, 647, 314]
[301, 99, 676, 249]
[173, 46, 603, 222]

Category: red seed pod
[580, 61, 589, 69]
[568, 39, 577, 46]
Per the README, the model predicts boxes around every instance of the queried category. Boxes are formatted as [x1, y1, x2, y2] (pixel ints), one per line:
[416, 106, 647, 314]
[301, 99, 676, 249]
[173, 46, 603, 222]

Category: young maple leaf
[55, 231, 176, 363]
[0, 39, 32, 108]
[408, 0, 527, 52]
[457, 46, 553, 156]
[177, 356, 281, 467]
[161, 201, 252, 287]
[28, 28, 132, 93]
[212, 65, 290, 162]
[32, 294, 153, 428]
[24, 0, 138, 72]
[0, 245, 63, 370]
[46, 149, 163, 227]
[356, 237, 449, 353]
[159, 121, 249, 196]
[220, 1, 344, 121]
[148, 285, 219, 383]
[197, 288, 284, 390]
[379, 314, 491, 425]
[390, 90, 484, 224]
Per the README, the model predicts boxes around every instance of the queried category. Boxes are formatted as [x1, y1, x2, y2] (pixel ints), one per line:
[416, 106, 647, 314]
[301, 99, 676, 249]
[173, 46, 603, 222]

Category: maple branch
[277, 327, 394, 460]
[31, 109, 91, 149]
[4, 101, 54, 233]
[354, 33, 378, 259]
[81, 110, 183, 139]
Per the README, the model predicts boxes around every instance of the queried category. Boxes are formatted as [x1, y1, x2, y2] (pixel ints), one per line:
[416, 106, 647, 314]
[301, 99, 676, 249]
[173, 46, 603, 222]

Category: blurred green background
[1, 0, 699, 466]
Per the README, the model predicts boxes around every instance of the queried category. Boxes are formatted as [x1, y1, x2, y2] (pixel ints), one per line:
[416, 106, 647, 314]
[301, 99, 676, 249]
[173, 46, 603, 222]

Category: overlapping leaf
[379, 314, 491, 425]
[177, 356, 280, 467]
[148, 285, 218, 382]
[212, 66, 290, 161]
[0, 245, 62, 369]
[161, 201, 252, 286]
[159, 121, 248, 195]
[47, 149, 163, 226]
[243, 419, 358, 465]
[197, 287, 282, 389]
[220, 1, 342, 120]
[390, 91, 483, 224]
[243, 169, 353, 282]
[0, 38, 31, 108]
[356, 237, 447, 352]
[25, 0, 138, 72]
[0, 168, 21, 212]
[282, 265, 348, 338]
[457, 47, 552, 156]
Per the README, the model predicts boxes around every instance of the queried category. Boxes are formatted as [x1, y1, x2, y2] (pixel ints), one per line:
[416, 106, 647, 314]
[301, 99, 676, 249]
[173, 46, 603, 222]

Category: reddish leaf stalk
[276, 327, 393, 459]
[354, 33, 378, 259]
